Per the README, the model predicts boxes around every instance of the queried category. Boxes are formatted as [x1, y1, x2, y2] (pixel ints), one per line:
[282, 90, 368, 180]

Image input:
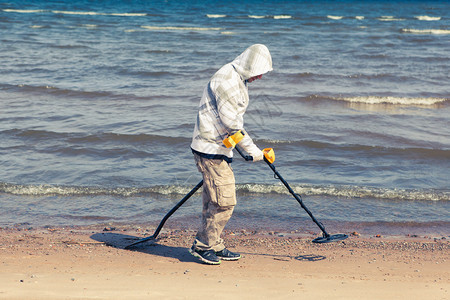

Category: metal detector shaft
[125, 180, 203, 249]
[234, 147, 330, 237]
[263, 161, 330, 237]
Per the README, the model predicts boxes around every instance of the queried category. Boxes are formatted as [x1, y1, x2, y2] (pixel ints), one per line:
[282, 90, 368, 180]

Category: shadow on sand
[90, 232, 197, 263]
[90, 232, 327, 263]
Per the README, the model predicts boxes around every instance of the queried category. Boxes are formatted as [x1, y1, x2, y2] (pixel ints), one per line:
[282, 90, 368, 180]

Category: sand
[0, 225, 448, 300]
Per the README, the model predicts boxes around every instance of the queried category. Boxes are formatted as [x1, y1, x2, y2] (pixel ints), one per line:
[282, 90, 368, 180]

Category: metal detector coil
[312, 233, 348, 244]
[236, 146, 348, 244]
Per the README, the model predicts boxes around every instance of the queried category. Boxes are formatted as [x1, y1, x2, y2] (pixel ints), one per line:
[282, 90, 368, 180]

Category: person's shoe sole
[217, 255, 241, 261]
[215, 249, 241, 261]
[189, 248, 221, 265]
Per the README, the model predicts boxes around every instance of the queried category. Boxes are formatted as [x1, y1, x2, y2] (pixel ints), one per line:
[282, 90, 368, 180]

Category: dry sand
[0, 225, 448, 299]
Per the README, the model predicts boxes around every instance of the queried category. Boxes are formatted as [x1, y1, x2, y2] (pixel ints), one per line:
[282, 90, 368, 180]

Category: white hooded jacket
[191, 44, 273, 160]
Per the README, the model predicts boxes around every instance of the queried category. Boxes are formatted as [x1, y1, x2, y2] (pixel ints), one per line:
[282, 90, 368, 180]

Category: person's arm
[238, 130, 264, 161]
[217, 94, 263, 161]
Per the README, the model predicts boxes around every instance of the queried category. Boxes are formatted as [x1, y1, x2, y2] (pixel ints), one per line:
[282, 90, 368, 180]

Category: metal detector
[124, 180, 203, 249]
[125, 147, 347, 249]
[235, 146, 348, 244]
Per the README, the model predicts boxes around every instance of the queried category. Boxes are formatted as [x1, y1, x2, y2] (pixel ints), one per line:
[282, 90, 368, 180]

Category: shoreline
[0, 224, 448, 299]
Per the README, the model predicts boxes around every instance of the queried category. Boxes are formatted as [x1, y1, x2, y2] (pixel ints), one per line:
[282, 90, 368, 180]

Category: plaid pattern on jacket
[191, 44, 273, 159]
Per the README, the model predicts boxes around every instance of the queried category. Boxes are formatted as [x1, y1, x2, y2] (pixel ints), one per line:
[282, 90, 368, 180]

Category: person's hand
[251, 148, 264, 162]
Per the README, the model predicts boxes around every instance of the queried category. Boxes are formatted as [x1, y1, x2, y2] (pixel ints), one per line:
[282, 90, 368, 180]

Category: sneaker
[189, 247, 221, 265]
[215, 248, 241, 261]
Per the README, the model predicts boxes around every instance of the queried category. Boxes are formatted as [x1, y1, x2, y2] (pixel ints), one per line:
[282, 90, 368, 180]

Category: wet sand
[0, 224, 448, 299]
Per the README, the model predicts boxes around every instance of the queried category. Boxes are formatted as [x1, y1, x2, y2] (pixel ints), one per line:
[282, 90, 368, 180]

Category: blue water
[0, 1, 449, 234]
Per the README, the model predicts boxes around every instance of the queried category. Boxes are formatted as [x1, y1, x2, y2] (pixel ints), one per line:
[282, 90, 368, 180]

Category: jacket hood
[231, 44, 273, 81]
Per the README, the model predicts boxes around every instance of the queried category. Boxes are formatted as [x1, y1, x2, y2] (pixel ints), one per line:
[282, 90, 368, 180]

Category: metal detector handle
[235, 146, 253, 161]
[235, 146, 275, 164]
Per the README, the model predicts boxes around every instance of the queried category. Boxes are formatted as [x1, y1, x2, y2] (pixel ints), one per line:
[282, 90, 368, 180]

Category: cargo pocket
[213, 160, 236, 207]
[216, 183, 236, 207]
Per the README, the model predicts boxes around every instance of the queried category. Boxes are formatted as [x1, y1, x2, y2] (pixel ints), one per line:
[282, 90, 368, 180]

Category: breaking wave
[401, 29, 450, 35]
[3, 9, 45, 13]
[378, 16, 405, 21]
[1, 182, 447, 201]
[206, 14, 226, 18]
[273, 15, 292, 19]
[0, 83, 125, 100]
[333, 96, 448, 106]
[414, 16, 441, 21]
[327, 15, 343, 20]
[3, 8, 147, 17]
[248, 15, 266, 19]
[141, 25, 222, 31]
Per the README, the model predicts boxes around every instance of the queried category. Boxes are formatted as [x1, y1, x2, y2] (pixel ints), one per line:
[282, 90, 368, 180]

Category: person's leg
[190, 155, 238, 264]
[193, 155, 235, 252]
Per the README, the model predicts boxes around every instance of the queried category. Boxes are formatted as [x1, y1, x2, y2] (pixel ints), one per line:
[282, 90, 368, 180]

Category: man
[189, 44, 273, 265]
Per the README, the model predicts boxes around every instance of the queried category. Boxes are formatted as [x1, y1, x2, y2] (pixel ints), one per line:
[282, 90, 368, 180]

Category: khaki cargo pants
[193, 153, 236, 252]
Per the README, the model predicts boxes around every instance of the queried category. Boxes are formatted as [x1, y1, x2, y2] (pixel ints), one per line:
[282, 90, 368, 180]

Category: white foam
[378, 16, 405, 21]
[51, 10, 146, 17]
[327, 15, 343, 20]
[30, 25, 44, 29]
[141, 25, 222, 31]
[336, 96, 448, 105]
[110, 13, 146, 17]
[4, 9, 147, 17]
[355, 16, 365, 20]
[220, 31, 235, 35]
[248, 15, 266, 19]
[52, 10, 102, 15]
[236, 184, 449, 201]
[273, 15, 292, 19]
[415, 16, 441, 21]
[1, 182, 447, 201]
[3, 9, 44, 13]
[402, 28, 450, 35]
[206, 14, 226, 18]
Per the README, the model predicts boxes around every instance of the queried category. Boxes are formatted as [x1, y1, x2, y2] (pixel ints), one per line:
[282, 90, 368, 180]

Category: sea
[1, 0, 449, 237]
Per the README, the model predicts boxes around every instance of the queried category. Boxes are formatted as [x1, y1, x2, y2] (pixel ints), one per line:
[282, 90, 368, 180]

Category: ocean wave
[248, 15, 266, 19]
[144, 49, 172, 54]
[238, 184, 449, 202]
[206, 14, 226, 18]
[29, 25, 47, 29]
[1, 182, 447, 201]
[378, 16, 405, 21]
[141, 25, 222, 31]
[1, 83, 121, 100]
[1, 129, 189, 146]
[327, 15, 343, 20]
[109, 13, 147, 17]
[51, 10, 104, 16]
[52, 10, 146, 17]
[401, 29, 450, 35]
[3, 9, 45, 13]
[257, 138, 450, 159]
[273, 15, 292, 19]
[334, 96, 448, 106]
[3, 8, 147, 17]
[414, 16, 441, 21]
